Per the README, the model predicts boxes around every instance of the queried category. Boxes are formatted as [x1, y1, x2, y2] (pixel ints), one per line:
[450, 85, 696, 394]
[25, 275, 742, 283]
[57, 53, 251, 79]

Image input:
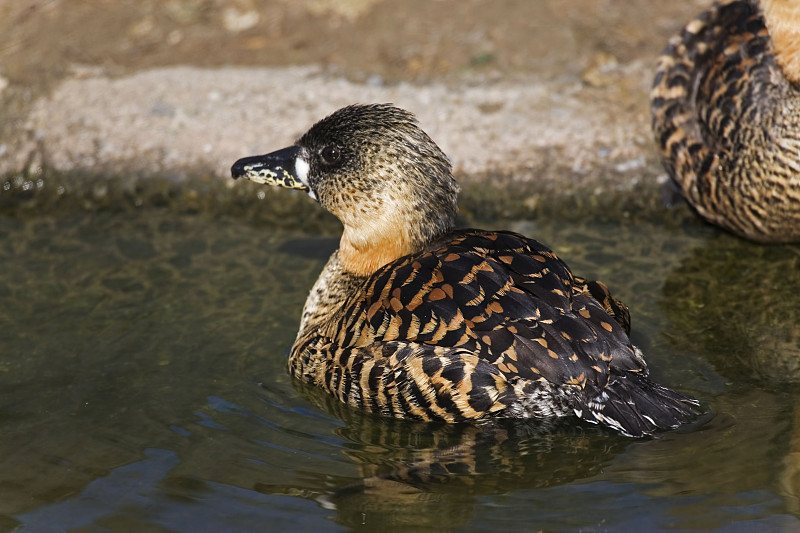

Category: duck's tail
[576, 371, 700, 438]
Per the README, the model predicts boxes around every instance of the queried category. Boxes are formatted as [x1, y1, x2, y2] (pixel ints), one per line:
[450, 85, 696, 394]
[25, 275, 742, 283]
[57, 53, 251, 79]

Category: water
[1, 208, 799, 532]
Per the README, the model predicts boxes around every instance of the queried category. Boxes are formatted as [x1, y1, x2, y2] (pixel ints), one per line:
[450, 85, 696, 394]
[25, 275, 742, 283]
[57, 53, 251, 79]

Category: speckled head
[232, 104, 460, 276]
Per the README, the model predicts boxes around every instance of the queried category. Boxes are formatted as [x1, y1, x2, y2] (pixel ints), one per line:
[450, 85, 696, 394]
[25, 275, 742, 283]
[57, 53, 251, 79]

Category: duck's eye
[320, 145, 342, 166]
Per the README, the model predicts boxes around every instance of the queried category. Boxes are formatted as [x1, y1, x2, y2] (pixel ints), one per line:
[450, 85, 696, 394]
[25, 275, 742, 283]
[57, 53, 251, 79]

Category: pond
[1, 204, 799, 532]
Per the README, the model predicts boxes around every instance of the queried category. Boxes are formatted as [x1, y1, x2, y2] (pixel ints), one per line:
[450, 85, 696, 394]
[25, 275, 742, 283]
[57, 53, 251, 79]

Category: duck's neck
[338, 221, 419, 278]
[763, 0, 800, 84]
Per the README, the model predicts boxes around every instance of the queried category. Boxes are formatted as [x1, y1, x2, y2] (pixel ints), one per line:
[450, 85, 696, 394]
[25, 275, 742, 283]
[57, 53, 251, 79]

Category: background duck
[231, 103, 698, 437]
[651, 0, 800, 242]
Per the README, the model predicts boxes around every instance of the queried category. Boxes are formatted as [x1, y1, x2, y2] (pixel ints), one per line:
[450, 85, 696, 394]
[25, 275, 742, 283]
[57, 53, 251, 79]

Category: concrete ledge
[1, 63, 670, 216]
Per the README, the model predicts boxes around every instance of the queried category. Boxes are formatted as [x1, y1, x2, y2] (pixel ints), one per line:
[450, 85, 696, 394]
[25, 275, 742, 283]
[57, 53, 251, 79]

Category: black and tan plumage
[231, 103, 698, 437]
[651, 0, 800, 242]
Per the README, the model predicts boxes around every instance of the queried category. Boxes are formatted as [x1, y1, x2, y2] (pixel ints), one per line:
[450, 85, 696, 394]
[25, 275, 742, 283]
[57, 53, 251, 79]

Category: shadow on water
[1, 208, 800, 531]
[661, 233, 800, 385]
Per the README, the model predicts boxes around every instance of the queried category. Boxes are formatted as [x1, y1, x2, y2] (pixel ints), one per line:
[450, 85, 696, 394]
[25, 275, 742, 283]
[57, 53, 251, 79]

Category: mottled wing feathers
[341, 230, 642, 394]
[574, 277, 631, 336]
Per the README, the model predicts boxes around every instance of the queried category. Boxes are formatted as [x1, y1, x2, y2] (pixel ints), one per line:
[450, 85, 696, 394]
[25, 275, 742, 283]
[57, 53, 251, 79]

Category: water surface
[1, 209, 799, 532]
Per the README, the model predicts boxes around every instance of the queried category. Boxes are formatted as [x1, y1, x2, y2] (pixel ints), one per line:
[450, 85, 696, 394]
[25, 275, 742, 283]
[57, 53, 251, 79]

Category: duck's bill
[231, 145, 309, 192]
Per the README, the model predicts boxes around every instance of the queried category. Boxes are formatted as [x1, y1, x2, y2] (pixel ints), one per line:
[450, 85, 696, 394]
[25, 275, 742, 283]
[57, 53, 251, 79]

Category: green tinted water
[1, 208, 799, 532]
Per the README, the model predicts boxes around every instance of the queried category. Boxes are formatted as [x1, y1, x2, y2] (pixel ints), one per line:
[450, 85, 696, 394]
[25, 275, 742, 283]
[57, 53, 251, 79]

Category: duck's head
[232, 104, 460, 277]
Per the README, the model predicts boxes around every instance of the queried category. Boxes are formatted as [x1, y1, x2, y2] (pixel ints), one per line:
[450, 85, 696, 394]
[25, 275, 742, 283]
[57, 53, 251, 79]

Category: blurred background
[0, 0, 709, 212]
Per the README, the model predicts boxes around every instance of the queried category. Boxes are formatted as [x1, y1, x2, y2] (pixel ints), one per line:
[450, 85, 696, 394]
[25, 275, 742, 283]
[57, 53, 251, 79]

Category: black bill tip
[229, 146, 309, 192]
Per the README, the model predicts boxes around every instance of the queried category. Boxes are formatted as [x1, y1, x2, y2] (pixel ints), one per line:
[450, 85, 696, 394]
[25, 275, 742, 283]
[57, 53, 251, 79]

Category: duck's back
[291, 230, 697, 436]
[348, 230, 635, 382]
[651, 0, 800, 242]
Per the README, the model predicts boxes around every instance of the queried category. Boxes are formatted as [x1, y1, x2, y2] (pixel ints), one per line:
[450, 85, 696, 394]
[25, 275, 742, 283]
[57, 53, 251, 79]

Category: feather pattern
[651, 0, 800, 242]
[232, 103, 699, 437]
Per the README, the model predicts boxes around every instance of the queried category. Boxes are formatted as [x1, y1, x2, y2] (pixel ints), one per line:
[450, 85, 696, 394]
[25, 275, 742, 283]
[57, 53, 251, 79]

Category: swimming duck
[231, 104, 698, 437]
[651, 0, 800, 242]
